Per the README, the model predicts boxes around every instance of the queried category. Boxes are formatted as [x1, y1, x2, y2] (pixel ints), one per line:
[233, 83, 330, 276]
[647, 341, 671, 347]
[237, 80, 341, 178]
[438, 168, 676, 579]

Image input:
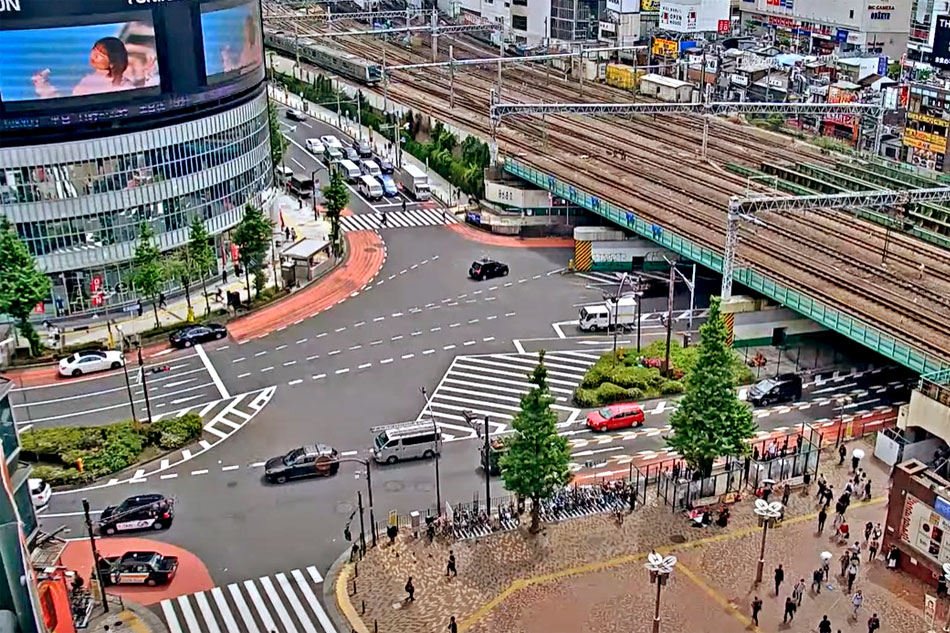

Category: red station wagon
[586, 402, 645, 432]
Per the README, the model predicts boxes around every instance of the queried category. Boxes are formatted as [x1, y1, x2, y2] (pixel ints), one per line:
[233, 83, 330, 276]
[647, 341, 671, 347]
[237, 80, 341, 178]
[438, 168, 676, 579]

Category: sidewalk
[337, 439, 927, 633]
[86, 601, 168, 633]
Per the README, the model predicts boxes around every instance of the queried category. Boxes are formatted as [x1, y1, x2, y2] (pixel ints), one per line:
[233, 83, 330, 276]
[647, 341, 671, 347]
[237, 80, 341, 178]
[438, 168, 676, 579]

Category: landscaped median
[573, 340, 754, 407]
[21, 413, 202, 486]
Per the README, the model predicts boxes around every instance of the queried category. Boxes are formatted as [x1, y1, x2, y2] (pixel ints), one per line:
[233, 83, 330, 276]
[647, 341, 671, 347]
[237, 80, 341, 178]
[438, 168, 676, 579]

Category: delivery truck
[397, 164, 431, 201]
[578, 297, 638, 332]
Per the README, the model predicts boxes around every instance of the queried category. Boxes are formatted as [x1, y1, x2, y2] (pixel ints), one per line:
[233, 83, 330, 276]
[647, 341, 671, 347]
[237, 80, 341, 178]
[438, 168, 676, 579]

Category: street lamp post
[645, 551, 677, 633]
[419, 386, 442, 513]
[834, 395, 853, 448]
[332, 456, 376, 547]
[753, 499, 784, 584]
[137, 345, 153, 424]
[116, 325, 138, 425]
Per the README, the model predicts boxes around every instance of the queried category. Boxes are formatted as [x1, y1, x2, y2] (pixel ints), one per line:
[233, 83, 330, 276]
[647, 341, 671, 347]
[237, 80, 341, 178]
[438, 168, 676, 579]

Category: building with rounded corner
[0, 0, 272, 317]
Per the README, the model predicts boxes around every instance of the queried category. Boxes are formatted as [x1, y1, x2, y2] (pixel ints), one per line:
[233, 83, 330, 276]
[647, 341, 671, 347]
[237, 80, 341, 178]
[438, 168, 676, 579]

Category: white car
[305, 138, 325, 154]
[320, 134, 343, 150]
[29, 478, 51, 508]
[58, 349, 125, 377]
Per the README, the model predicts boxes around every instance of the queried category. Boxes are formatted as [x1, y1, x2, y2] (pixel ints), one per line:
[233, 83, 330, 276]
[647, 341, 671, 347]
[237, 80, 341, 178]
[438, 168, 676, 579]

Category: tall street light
[753, 499, 784, 584]
[332, 456, 377, 547]
[115, 325, 138, 426]
[645, 551, 677, 633]
[834, 395, 853, 448]
[419, 386, 442, 513]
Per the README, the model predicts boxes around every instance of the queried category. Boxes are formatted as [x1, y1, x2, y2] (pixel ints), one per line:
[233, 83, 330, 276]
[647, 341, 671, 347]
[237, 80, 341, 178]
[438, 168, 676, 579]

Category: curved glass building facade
[0, 88, 271, 316]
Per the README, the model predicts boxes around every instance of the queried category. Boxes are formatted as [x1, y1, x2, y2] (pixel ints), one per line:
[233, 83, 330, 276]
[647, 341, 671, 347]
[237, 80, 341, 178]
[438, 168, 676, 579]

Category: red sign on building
[91, 293, 104, 307]
[718, 19, 730, 34]
[34, 302, 45, 314]
[90, 275, 102, 293]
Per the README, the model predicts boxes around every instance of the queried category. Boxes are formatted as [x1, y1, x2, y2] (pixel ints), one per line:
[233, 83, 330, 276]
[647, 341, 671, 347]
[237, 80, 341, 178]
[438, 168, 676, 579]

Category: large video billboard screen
[201, 0, 264, 84]
[0, 17, 160, 102]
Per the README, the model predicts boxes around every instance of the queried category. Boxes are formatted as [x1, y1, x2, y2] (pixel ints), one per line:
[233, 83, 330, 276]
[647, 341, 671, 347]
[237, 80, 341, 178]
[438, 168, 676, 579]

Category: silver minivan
[360, 159, 381, 178]
[372, 421, 442, 464]
[358, 174, 383, 200]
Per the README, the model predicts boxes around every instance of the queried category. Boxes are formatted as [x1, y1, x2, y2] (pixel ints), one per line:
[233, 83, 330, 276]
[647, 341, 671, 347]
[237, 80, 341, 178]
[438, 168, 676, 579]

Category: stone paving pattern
[346, 439, 931, 633]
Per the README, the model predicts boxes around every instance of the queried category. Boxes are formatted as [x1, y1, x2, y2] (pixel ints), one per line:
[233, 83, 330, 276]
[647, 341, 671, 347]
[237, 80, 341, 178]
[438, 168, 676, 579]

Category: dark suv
[352, 139, 373, 158]
[98, 494, 174, 535]
[469, 258, 509, 281]
[747, 373, 803, 407]
[265, 444, 340, 484]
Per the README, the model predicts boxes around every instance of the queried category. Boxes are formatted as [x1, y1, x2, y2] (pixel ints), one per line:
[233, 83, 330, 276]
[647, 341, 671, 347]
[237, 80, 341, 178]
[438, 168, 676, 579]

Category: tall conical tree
[499, 351, 571, 533]
[0, 218, 51, 356]
[667, 297, 757, 476]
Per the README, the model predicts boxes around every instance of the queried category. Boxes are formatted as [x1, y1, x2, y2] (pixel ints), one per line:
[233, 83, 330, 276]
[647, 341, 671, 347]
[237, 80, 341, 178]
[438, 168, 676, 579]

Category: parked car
[265, 445, 340, 484]
[379, 174, 398, 197]
[351, 138, 372, 158]
[29, 478, 50, 508]
[747, 373, 803, 407]
[586, 402, 644, 432]
[58, 349, 125, 377]
[324, 145, 344, 162]
[98, 551, 179, 587]
[377, 156, 394, 174]
[98, 494, 174, 535]
[343, 147, 360, 163]
[469, 258, 509, 281]
[305, 138, 325, 154]
[169, 323, 227, 348]
[320, 134, 342, 149]
[285, 109, 306, 122]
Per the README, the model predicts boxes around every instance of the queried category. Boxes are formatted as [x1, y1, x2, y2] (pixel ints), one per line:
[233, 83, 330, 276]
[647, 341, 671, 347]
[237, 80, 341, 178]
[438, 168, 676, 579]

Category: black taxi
[265, 444, 340, 484]
[98, 551, 179, 587]
[97, 494, 174, 536]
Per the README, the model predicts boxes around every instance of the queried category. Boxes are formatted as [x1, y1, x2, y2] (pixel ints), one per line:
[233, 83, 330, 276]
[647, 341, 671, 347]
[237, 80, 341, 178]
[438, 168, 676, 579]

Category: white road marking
[313, 374, 326, 380]
[358, 363, 372, 369]
[221, 465, 240, 471]
[288, 379, 303, 386]
[423, 349, 435, 355]
[233, 357, 246, 363]
[402, 353, 414, 359]
[191, 469, 209, 476]
[283, 360, 297, 366]
[261, 367, 274, 373]
[380, 358, 394, 364]
[335, 368, 350, 374]
[238, 372, 251, 378]
[444, 344, 456, 350]
[254, 351, 267, 357]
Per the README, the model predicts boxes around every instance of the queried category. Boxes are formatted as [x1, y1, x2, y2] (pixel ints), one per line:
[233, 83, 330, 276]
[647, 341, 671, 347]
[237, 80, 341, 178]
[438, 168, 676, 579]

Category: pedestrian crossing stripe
[159, 566, 335, 633]
[340, 209, 458, 232]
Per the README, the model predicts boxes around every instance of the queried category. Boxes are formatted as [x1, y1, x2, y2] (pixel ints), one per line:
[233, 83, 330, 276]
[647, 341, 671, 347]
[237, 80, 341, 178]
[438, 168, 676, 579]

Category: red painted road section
[62, 537, 213, 605]
[228, 229, 386, 341]
[446, 222, 573, 248]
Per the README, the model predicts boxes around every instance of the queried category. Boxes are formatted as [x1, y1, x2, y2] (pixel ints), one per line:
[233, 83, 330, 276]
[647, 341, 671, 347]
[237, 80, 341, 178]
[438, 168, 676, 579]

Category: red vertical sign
[90, 275, 102, 293]
[718, 20, 730, 34]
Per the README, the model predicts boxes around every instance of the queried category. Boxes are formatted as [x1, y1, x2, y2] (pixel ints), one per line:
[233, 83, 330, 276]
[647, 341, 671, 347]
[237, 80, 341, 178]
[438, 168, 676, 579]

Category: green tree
[163, 251, 195, 321]
[268, 100, 288, 171]
[322, 169, 349, 252]
[0, 218, 51, 356]
[131, 222, 165, 329]
[499, 351, 571, 533]
[233, 204, 272, 300]
[666, 298, 757, 476]
[187, 216, 217, 316]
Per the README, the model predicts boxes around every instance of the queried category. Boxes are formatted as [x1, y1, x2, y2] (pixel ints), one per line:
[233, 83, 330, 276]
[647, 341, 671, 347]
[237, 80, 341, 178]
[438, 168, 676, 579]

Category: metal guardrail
[920, 369, 950, 407]
[504, 158, 950, 375]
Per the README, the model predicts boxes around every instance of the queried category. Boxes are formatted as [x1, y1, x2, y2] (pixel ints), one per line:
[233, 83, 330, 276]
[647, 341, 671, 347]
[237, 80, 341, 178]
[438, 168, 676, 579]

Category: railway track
[264, 18, 950, 361]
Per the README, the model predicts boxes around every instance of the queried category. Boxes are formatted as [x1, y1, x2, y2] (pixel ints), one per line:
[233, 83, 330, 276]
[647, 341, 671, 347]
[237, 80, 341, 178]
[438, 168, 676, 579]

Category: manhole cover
[384, 480, 405, 492]
[335, 502, 354, 514]
[670, 534, 687, 544]
[364, 246, 378, 253]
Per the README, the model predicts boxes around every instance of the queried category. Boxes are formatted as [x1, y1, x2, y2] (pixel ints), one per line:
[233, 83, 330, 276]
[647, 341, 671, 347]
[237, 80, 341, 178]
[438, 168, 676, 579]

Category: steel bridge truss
[263, 8, 431, 22]
[297, 22, 502, 39]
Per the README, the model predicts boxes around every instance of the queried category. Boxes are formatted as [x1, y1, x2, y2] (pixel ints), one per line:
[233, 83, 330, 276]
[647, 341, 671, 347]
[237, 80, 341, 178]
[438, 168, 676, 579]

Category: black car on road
[169, 323, 227, 348]
[285, 109, 306, 122]
[98, 551, 179, 586]
[98, 494, 174, 536]
[265, 444, 340, 484]
[469, 258, 509, 281]
[377, 157, 394, 174]
[747, 373, 803, 407]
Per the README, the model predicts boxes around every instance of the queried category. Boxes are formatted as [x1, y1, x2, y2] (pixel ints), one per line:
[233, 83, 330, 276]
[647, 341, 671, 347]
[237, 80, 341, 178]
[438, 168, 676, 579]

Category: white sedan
[305, 138, 325, 154]
[58, 349, 125, 377]
[320, 134, 343, 149]
[29, 478, 51, 508]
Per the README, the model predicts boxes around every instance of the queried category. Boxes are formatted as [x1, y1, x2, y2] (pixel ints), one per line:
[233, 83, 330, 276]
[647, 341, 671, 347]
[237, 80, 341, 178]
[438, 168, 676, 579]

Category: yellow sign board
[903, 133, 948, 154]
[652, 38, 677, 57]
[641, 0, 659, 10]
[908, 111, 949, 129]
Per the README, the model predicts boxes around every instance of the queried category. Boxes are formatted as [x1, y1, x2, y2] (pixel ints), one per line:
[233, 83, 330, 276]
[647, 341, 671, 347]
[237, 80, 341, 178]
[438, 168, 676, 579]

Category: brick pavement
[342, 440, 929, 633]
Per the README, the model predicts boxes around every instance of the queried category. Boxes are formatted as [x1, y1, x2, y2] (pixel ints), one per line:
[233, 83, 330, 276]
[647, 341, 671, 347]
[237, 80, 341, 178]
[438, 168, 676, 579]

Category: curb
[124, 599, 169, 633]
[323, 547, 370, 633]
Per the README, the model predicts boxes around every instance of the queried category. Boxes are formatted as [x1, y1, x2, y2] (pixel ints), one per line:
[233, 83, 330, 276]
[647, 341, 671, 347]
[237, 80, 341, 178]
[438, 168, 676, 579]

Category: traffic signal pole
[484, 415, 491, 517]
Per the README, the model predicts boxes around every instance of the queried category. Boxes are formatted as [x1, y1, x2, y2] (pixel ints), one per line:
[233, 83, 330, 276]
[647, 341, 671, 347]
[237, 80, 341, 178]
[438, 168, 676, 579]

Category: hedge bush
[21, 412, 204, 487]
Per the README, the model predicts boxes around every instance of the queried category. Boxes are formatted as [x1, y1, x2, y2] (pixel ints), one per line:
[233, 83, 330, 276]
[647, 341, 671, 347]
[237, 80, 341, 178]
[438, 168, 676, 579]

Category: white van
[358, 174, 383, 201]
[335, 159, 361, 183]
[360, 159, 381, 178]
[275, 165, 294, 183]
[372, 421, 442, 464]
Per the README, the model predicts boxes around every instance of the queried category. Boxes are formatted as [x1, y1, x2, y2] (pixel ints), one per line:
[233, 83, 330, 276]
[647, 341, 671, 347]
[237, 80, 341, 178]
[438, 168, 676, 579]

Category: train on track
[264, 32, 383, 85]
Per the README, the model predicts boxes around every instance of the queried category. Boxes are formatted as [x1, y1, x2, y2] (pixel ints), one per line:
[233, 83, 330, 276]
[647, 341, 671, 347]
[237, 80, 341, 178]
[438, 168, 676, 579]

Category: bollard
[354, 561, 358, 578]
[374, 620, 378, 633]
[362, 600, 366, 615]
[351, 577, 357, 595]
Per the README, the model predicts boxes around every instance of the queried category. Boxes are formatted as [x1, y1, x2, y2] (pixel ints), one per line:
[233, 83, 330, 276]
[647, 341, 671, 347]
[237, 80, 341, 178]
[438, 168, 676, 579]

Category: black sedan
[469, 258, 509, 281]
[169, 323, 227, 348]
[98, 551, 178, 587]
[98, 494, 174, 536]
[265, 444, 340, 484]
[285, 109, 306, 122]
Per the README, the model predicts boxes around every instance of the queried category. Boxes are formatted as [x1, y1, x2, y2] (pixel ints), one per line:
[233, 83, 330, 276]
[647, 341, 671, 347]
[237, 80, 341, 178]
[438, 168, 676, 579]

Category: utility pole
[382, 48, 388, 114]
[137, 345, 152, 424]
[484, 415, 491, 517]
[82, 499, 109, 612]
[449, 45, 455, 109]
[664, 264, 676, 376]
[357, 491, 366, 557]
[117, 326, 138, 426]
[419, 387, 442, 513]
[497, 37, 504, 98]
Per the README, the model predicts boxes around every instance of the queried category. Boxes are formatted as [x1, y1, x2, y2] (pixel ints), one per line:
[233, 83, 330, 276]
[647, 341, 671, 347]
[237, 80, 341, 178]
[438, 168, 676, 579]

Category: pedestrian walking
[136, 300, 143, 317]
[774, 564, 785, 596]
[404, 577, 415, 602]
[872, 523, 883, 542]
[822, 558, 831, 581]
[867, 613, 880, 633]
[850, 541, 862, 557]
[446, 551, 457, 577]
[751, 596, 762, 626]
[838, 444, 847, 466]
[868, 539, 880, 562]
[833, 509, 844, 531]
[818, 506, 828, 534]
[812, 568, 824, 594]
[818, 615, 833, 633]
[222, 269, 228, 284]
[448, 616, 458, 633]
[847, 561, 859, 593]
[840, 551, 851, 577]
[864, 521, 873, 543]
[285, 226, 291, 241]
[782, 483, 791, 506]
[402, 198, 407, 213]
[851, 590, 864, 619]
[851, 449, 861, 472]
[783, 596, 797, 623]
[158, 292, 167, 309]
[862, 478, 871, 500]
[381, 210, 388, 226]
[793, 578, 805, 606]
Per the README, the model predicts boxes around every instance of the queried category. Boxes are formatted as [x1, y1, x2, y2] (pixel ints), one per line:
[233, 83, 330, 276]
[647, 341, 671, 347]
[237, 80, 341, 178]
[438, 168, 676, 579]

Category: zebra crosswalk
[340, 209, 458, 232]
[159, 566, 335, 633]
[419, 351, 600, 440]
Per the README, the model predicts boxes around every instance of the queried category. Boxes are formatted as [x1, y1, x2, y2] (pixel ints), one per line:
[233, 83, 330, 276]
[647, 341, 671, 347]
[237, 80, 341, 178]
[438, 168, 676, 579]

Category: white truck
[578, 297, 638, 332]
[397, 164, 431, 201]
